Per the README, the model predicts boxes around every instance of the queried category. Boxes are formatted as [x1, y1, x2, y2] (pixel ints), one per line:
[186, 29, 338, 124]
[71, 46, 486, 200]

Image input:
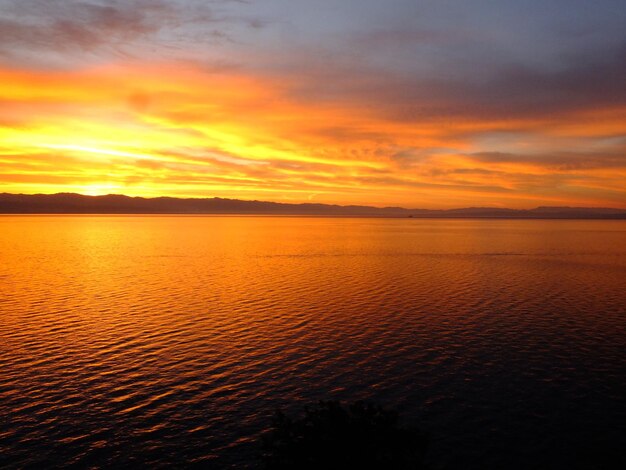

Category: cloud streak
[0, 0, 256, 67]
[0, 0, 624, 208]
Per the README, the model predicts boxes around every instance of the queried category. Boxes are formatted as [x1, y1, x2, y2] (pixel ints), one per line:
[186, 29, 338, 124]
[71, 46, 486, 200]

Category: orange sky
[1, 0, 625, 208]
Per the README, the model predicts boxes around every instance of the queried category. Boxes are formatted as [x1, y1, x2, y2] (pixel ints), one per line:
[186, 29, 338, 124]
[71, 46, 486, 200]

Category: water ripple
[1, 217, 625, 469]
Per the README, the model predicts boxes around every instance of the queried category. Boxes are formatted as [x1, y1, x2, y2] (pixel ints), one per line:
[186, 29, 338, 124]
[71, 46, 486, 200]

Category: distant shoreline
[3, 214, 626, 220]
[1, 193, 625, 219]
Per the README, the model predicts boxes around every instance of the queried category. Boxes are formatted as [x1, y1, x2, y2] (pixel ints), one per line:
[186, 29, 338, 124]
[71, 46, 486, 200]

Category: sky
[0, 0, 624, 208]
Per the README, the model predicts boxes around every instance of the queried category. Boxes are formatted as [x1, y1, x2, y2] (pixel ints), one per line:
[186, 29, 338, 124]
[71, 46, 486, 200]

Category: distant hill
[1, 193, 625, 218]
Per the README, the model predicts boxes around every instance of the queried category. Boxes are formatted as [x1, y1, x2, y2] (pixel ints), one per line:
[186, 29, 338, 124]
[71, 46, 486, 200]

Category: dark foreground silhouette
[261, 400, 428, 470]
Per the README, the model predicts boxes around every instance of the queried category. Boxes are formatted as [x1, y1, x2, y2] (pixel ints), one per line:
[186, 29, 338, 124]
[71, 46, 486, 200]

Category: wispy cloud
[0, 0, 624, 207]
[0, 0, 259, 67]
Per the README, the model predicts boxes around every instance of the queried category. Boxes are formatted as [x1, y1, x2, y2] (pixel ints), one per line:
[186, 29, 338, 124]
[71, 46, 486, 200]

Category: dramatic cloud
[0, 0, 624, 208]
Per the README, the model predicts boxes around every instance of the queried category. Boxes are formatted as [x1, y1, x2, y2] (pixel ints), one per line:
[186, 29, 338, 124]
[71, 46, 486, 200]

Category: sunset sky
[1, 0, 624, 208]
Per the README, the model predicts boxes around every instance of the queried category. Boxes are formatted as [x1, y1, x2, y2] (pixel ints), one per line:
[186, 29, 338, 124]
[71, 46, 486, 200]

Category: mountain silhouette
[1, 193, 625, 218]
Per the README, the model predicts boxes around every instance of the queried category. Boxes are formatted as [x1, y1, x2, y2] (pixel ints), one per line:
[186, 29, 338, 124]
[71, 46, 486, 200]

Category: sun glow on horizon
[0, 0, 624, 209]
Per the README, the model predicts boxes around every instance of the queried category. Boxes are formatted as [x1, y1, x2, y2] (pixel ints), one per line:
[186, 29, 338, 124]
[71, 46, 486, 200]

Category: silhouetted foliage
[261, 400, 428, 470]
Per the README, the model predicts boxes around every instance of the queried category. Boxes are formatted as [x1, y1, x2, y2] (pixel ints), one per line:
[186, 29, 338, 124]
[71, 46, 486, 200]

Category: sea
[1, 216, 625, 469]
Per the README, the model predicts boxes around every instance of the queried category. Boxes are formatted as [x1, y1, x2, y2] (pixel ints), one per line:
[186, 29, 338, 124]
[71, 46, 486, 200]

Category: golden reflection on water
[1, 216, 625, 468]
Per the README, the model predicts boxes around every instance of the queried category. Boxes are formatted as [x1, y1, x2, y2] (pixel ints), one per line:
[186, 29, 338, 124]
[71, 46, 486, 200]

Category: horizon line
[2, 191, 626, 214]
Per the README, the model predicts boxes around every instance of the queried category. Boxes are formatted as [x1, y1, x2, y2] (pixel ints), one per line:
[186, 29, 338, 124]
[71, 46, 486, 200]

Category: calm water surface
[1, 216, 625, 469]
